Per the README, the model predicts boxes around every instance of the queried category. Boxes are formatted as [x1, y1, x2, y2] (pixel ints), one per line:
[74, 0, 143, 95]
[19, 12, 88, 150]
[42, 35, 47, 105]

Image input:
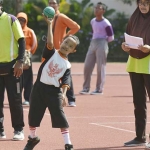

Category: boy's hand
[62, 94, 67, 107]
[138, 45, 150, 53]
[42, 13, 53, 24]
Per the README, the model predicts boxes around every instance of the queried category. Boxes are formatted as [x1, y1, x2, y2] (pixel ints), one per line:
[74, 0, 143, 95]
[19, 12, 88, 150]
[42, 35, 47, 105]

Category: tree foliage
[120, 0, 136, 5]
[3, 0, 24, 15]
[2, 0, 135, 62]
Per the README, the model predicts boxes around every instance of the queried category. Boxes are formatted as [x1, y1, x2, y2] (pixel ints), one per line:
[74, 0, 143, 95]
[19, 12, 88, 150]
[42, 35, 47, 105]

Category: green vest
[0, 12, 24, 62]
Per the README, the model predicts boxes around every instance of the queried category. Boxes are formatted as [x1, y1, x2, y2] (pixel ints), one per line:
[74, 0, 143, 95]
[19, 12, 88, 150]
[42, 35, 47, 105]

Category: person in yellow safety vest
[0, 0, 25, 140]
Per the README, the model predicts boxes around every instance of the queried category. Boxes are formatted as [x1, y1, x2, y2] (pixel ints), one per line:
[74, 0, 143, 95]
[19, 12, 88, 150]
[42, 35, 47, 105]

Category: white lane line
[90, 123, 135, 133]
[23, 110, 136, 118]
[90, 123, 149, 136]
[22, 110, 150, 120]
[66, 116, 135, 119]
[22, 109, 150, 123]
[23, 108, 150, 137]
[91, 122, 150, 124]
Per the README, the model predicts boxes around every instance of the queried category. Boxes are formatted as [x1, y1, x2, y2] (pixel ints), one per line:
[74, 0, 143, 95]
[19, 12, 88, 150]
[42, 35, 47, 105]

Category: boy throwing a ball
[23, 11, 79, 150]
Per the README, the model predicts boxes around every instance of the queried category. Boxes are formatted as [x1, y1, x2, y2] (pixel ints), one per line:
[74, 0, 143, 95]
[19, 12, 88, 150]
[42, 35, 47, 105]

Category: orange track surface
[1, 62, 149, 150]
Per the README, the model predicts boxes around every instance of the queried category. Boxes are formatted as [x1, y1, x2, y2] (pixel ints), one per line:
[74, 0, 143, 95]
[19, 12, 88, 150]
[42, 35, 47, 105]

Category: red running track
[1, 63, 150, 150]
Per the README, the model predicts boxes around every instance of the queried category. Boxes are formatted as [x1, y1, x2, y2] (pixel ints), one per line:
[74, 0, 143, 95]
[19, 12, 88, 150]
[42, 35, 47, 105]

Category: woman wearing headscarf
[121, 0, 150, 147]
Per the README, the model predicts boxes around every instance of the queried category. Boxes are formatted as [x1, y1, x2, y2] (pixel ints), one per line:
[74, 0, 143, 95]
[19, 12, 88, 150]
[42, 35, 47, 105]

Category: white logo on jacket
[40, 51, 71, 87]
[47, 60, 63, 77]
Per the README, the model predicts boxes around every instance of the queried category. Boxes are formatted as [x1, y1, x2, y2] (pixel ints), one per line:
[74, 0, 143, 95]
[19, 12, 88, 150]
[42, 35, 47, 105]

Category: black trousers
[22, 65, 33, 101]
[66, 75, 75, 102]
[29, 81, 69, 128]
[0, 70, 24, 132]
[129, 72, 150, 141]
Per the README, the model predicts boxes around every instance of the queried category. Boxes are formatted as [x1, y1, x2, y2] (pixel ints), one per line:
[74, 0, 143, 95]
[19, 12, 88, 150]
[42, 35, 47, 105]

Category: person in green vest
[0, 0, 25, 140]
[121, 0, 150, 148]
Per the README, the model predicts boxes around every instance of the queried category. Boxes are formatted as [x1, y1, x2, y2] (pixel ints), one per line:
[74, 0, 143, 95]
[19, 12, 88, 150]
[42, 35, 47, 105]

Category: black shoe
[124, 138, 146, 147]
[65, 144, 74, 150]
[0, 131, 6, 139]
[23, 136, 40, 150]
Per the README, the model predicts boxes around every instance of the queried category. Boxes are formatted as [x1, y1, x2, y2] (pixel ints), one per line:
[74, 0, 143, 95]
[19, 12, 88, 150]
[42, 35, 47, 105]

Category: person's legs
[131, 73, 146, 141]
[5, 73, 24, 140]
[46, 85, 72, 150]
[29, 81, 47, 127]
[0, 76, 5, 126]
[144, 74, 150, 101]
[22, 66, 33, 105]
[0, 76, 6, 138]
[23, 132, 40, 150]
[80, 40, 96, 94]
[143, 74, 150, 148]
[91, 39, 108, 94]
[61, 128, 73, 150]
[124, 72, 147, 147]
[48, 98, 69, 128]
[24, 81, 47, 150]
[66, 75, 76, 107]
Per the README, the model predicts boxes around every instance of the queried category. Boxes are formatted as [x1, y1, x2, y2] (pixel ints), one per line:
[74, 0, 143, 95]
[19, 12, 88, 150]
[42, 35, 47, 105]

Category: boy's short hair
[97, 2, 107, 10]
[63, 35, 80, 50]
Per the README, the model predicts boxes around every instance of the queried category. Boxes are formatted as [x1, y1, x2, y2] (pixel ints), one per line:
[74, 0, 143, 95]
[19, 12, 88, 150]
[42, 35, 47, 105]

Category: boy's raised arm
[47, 20, 53, 48]
[43, 15, 54, 49]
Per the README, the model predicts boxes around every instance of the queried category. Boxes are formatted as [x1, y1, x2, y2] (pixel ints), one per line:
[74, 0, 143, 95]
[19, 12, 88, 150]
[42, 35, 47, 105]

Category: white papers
[124, 33, 143, 49]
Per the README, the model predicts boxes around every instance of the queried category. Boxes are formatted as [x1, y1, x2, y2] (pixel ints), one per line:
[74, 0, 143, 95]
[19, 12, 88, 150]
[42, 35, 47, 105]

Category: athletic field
[1, 62, 150, 150]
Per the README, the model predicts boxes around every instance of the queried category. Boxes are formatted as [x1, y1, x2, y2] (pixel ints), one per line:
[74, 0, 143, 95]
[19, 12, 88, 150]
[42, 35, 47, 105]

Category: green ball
[43, 6, 55, 19]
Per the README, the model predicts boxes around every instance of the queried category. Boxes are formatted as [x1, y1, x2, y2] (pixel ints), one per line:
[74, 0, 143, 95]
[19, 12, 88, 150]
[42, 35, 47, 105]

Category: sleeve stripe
[105, 26, 114, 36]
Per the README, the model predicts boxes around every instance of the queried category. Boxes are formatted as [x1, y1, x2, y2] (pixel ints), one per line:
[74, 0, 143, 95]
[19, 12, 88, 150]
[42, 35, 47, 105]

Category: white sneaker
[68, 102, 76, 107]
[0, 131, 6, 139]
[146, 142, 150, 149]
[22, 100, 29, 106]
[12, 130, 24, 141]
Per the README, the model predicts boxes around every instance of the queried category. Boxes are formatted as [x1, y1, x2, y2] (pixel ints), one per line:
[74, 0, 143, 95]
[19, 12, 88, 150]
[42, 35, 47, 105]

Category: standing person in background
[0, 0, 25, 140]
[79, 2, 114, 95]
[121, 0, 150, 148]
[48, 0, 80, 107]
[17, 12, 38, 106]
